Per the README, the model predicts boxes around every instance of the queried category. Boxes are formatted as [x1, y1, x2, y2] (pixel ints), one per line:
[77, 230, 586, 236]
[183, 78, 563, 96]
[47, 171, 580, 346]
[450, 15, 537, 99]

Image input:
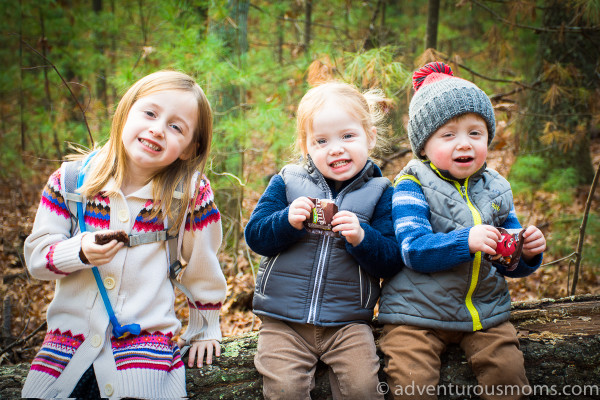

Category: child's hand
[80, 231, 125, 266]
[521, 225, 546, 261]
[288, 196, 314, 230]
[468, 225, 501, 255]
[187, 339, 220, 368]
[332, 211, 364, 247]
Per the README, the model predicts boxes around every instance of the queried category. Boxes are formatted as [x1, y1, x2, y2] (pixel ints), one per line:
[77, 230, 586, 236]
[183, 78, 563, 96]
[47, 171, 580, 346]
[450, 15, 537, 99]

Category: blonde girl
[22, 71, 227, 399]
[245, 81, 403, 399]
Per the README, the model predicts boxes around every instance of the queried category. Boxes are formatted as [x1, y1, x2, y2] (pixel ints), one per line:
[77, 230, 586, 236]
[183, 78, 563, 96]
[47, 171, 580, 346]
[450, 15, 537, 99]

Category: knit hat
[407, 62, 496, 159]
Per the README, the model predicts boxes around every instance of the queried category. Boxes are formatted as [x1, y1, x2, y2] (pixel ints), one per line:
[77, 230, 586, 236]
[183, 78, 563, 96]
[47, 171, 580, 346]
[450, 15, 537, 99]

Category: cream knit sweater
[22, 163, 227, 399]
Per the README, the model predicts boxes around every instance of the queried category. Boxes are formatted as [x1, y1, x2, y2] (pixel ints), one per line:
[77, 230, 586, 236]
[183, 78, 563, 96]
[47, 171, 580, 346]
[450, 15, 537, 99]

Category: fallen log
[1, 295, 599, 399]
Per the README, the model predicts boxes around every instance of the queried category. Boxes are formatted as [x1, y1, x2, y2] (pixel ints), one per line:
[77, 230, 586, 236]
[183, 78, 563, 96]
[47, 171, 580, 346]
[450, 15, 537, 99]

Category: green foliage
[510, 156, 583, 204]
[542, 167, 581, 204]
[549, 213, 600, 269]
[508, 155, 548, 197]
[344, 46, 411, 94]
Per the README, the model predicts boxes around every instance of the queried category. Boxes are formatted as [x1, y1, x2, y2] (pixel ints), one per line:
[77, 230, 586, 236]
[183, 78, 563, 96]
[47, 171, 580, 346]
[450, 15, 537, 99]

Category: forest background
[0, 0, 599, 365]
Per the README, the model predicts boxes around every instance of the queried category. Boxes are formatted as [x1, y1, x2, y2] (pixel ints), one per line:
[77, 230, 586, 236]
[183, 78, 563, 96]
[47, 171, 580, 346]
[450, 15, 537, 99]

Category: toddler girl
[245, 81, 403, 399]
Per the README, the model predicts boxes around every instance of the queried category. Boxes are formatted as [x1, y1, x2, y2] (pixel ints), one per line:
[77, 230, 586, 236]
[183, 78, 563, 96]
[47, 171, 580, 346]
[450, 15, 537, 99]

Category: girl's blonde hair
[77, 70, 213, 235]
[295, 81, 390, 156]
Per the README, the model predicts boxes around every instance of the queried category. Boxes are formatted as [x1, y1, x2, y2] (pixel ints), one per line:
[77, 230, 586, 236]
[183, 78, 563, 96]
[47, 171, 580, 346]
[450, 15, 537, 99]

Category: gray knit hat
[408, 62, 496, 159]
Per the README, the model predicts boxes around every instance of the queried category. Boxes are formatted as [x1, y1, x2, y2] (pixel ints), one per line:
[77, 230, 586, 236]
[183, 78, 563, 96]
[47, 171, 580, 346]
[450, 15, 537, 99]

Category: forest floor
[1, 136, 599, 365]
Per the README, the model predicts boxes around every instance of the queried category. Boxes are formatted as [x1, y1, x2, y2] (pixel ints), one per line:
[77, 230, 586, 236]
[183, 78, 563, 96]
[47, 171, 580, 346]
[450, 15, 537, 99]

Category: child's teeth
[140, 139, 160, 151]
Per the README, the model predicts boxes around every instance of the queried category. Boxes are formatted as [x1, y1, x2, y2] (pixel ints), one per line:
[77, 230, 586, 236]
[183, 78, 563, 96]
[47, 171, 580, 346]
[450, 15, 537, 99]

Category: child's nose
[150, 123, 165, 137]
[328, 142, 344, 155]
[456, 136, 472, 149]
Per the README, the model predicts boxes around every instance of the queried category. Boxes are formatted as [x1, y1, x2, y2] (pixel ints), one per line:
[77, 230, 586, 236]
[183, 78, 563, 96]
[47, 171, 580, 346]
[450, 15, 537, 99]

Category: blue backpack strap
[67, 154, 205, 341]
[74, 152, 141, 339]
[63, 161, 83, 236]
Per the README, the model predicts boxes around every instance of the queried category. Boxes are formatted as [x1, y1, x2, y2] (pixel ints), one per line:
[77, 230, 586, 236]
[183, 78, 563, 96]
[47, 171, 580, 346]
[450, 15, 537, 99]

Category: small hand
[468, 225, 501, 255]
[288, 196, 314, 230]
[521, 225, 546, 261]
[80, 231, 125, 265]
[332, 211, 364, 247]
[186, 339, 221, 368]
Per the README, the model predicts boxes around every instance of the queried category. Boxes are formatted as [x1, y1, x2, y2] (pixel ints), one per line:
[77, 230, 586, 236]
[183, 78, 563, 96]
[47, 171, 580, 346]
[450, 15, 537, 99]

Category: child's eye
[170, 123, 182, 133]
[469, 130, 483, 136]
[342, 133, 355, 140]
[144, 110, 156, 117]
[315, 138, 327, 145]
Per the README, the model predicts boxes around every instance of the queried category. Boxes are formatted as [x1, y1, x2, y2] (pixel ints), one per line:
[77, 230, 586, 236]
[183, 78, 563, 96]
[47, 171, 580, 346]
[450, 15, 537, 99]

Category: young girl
[244, 81, 403, 399]
[22, 71, 227, 399]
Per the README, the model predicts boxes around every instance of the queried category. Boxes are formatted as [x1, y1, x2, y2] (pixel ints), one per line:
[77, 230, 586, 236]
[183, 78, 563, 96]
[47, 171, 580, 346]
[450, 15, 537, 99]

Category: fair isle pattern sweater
[22, 165, 227, 399]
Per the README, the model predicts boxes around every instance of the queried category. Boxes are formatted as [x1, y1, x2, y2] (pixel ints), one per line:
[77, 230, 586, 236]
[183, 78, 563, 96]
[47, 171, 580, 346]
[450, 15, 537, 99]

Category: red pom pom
[412, 62, 453, 91]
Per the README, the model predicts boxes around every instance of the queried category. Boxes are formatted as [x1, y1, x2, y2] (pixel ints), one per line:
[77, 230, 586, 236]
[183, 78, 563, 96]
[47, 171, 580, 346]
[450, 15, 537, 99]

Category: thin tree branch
[471, 0, 600, 33]
[0, 321, 47, 357]
[15, 36, 94, 148]
[249, 3, 348, 34]
[431, 49, 538, 90]
[540, 252, 577, 267]
[570, 162, 600, 295]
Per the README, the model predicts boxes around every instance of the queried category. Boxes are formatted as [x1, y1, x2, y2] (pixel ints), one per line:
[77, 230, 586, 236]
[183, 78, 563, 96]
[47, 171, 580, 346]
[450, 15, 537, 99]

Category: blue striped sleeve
[392, 178, 473, 273]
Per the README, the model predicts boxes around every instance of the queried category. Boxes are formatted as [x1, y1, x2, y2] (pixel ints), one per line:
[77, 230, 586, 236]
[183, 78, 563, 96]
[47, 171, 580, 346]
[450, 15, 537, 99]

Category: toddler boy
[379, 62, 546, 400]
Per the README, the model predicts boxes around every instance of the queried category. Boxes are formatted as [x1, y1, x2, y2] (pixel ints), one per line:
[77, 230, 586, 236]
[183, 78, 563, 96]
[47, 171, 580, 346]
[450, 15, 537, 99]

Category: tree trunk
[425, 0, 439, 50]
[277, 8, 284, 65]
[38, 7, 62, 159]
[362, 0, 384, 50]
[93, 0, 108, 120]
[304, 0, 312, 56]
[18, 0, 26, 154]
[2, 296, 599, 399]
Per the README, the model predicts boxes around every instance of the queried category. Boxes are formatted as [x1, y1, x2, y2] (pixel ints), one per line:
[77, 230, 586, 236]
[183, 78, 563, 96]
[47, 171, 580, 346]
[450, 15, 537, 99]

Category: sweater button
[118, 209, 129, 223]
[91, 334, 102, 348]
[104, 277, 116, 290]
[104, 383, 114, 396]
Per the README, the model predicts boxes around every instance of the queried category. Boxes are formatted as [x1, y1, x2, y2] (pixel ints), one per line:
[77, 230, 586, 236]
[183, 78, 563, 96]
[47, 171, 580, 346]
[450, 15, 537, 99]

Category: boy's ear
[180, 143, 198, 161]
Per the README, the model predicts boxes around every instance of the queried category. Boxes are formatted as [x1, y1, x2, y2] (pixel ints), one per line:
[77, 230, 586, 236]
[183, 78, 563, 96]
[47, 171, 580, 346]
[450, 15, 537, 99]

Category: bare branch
[0, 321, 47, 357]
[471, 0, 600, 33]
[429, 49, 537, 90]
[15, 36, 95, 148]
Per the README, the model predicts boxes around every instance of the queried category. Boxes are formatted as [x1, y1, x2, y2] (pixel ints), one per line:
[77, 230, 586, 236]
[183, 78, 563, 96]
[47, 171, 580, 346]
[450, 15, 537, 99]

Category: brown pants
[380, 321, 529, 400]
[255, 316, 383, 400]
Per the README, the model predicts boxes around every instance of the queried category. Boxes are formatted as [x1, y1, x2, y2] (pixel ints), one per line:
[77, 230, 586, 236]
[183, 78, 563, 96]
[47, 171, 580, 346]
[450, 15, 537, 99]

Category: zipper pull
[460, 185, 467, 197]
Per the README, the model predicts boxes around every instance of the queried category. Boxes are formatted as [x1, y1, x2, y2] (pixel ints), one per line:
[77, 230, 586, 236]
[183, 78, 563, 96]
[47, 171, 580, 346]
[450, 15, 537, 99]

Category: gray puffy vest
[378, 160, 514, 331]
[253, 160, 389, 326]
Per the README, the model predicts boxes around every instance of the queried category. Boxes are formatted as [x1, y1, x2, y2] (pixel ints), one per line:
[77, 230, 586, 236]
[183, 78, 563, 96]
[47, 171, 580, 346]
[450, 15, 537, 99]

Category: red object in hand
[496, 232, 517, 257]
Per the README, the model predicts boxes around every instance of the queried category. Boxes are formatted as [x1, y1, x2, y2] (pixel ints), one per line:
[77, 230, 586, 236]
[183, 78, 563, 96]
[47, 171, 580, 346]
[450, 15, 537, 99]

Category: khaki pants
[255, 316, 383, 400]
[380, 321, 529, 400]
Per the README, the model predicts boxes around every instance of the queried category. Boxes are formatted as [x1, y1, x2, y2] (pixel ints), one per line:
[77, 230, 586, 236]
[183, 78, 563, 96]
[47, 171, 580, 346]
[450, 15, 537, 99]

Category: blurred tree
[305, 0, 312, 55]
[425, 0, 439, 50]
[518, 0, 599, 183]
